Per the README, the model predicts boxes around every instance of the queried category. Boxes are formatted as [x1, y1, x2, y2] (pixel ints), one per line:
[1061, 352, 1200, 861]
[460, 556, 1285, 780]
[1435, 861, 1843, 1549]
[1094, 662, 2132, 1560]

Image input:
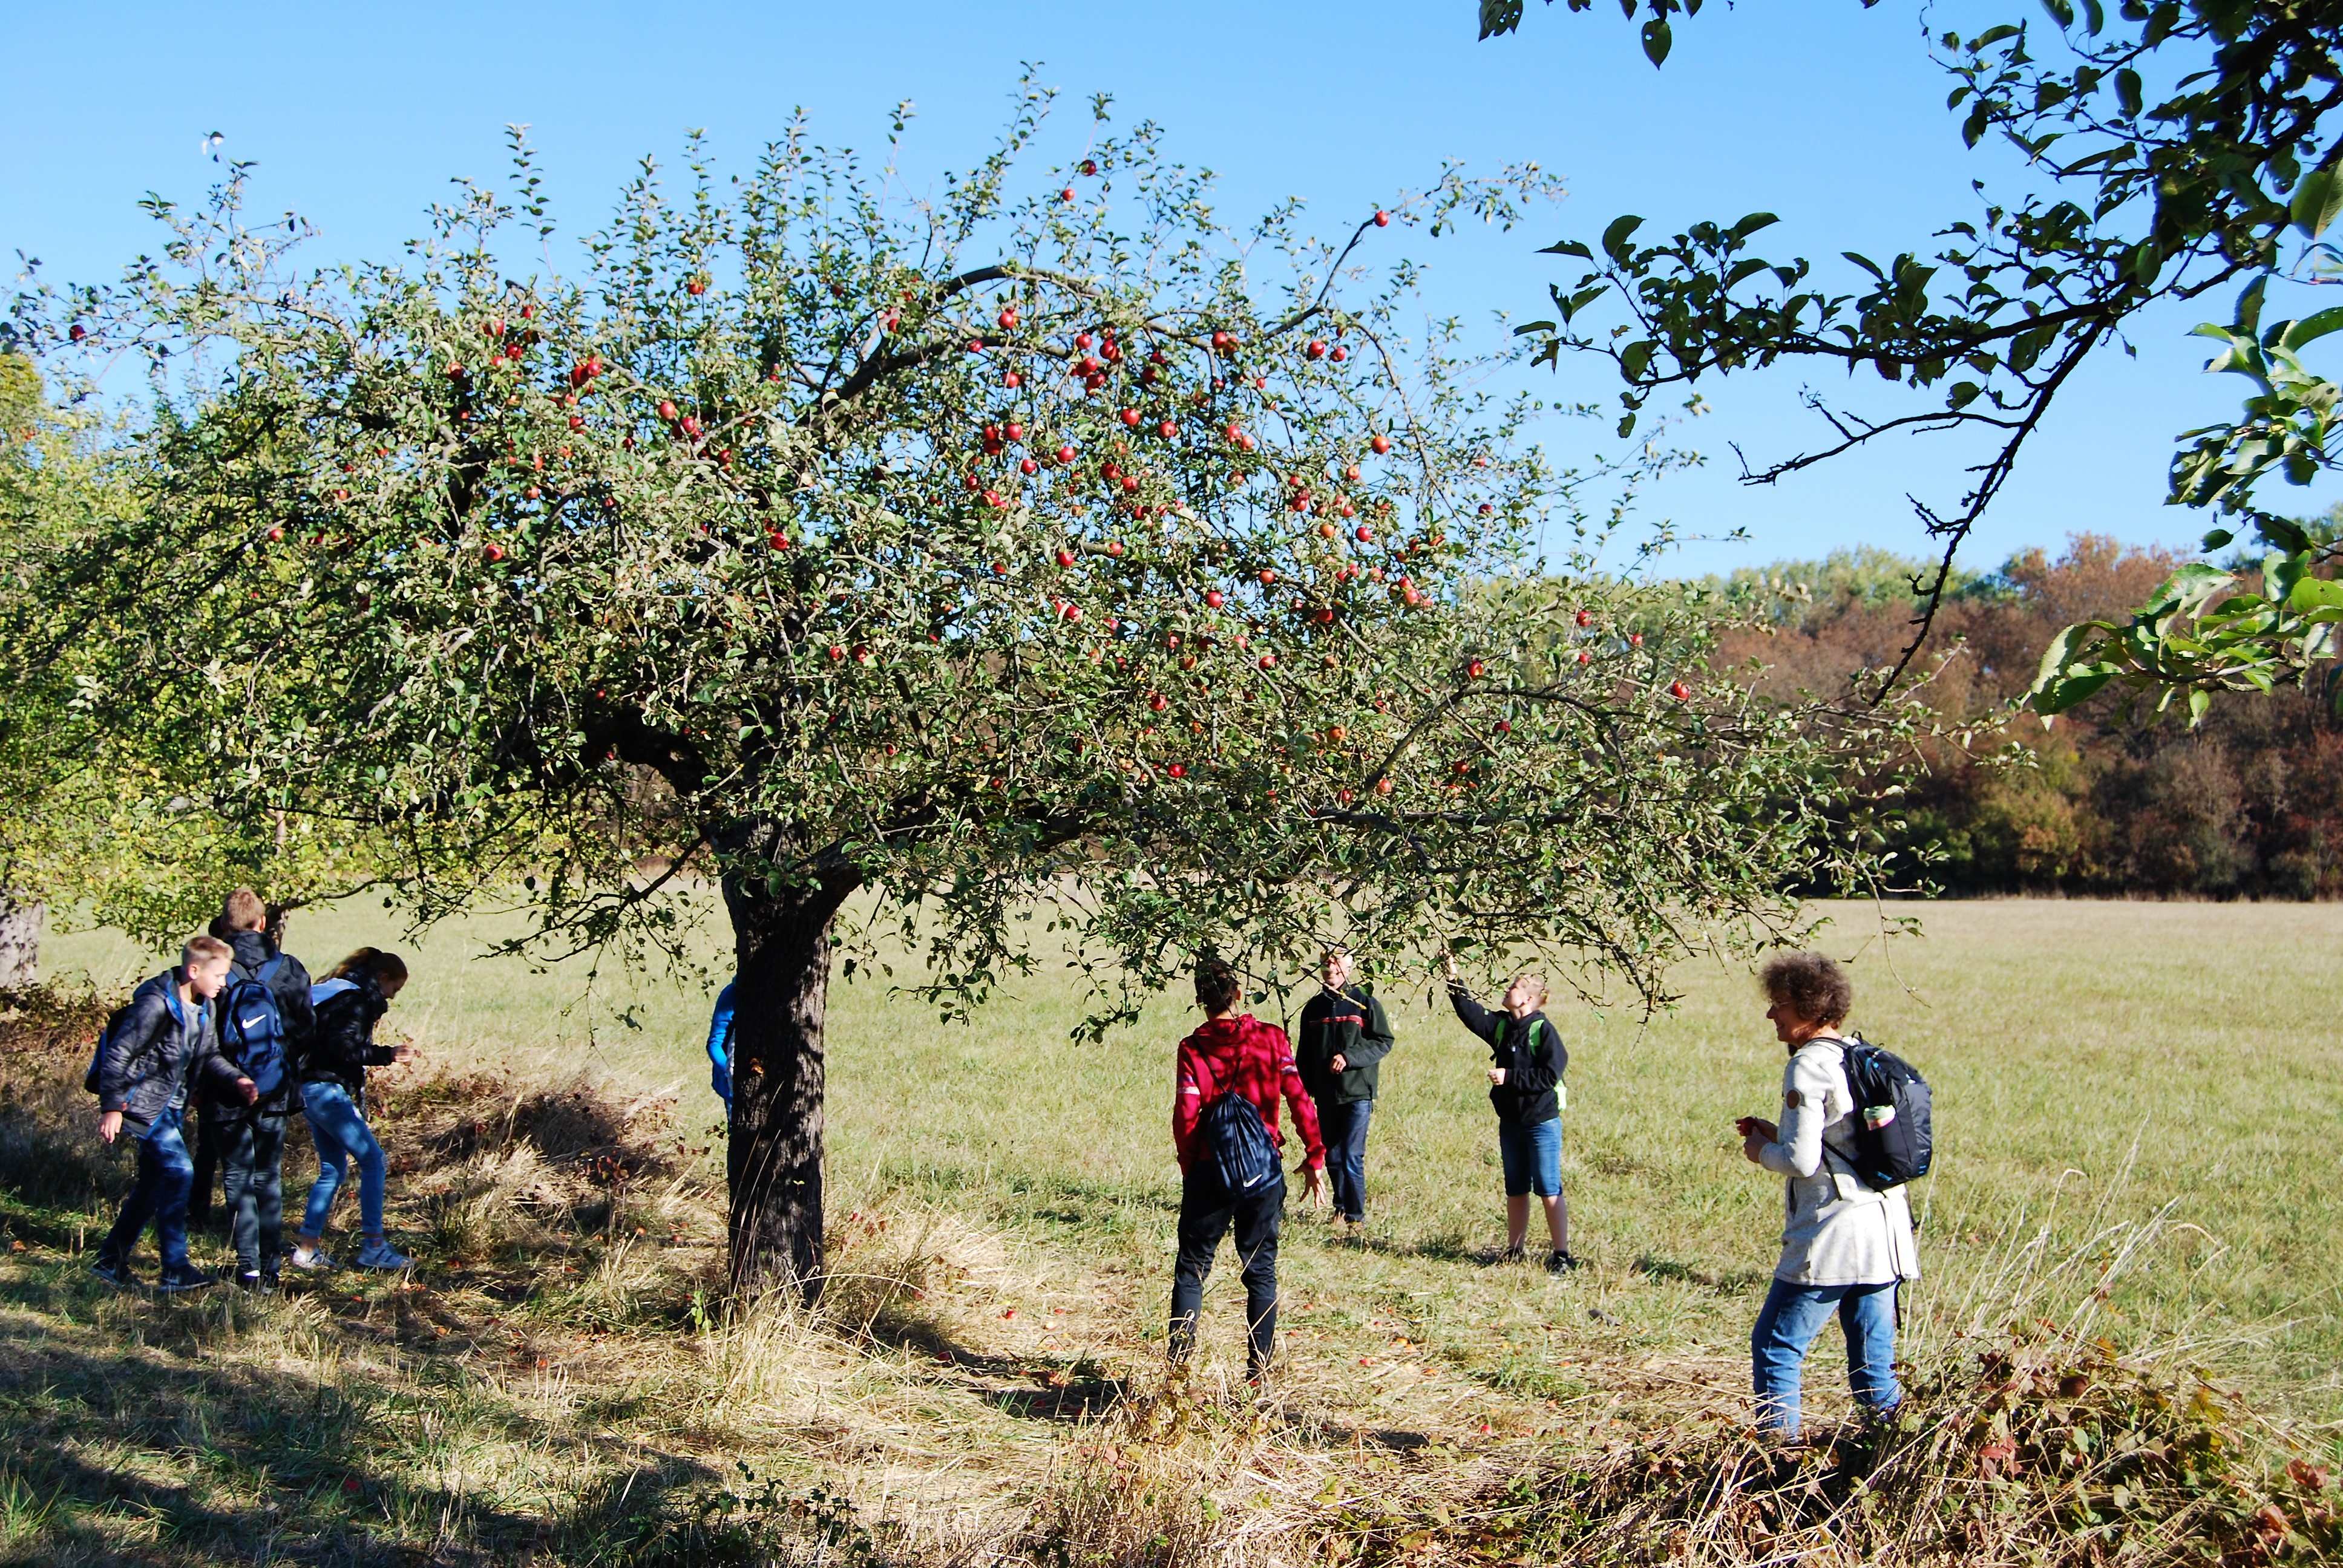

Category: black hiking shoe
[156, 1264, 215, 1295]
[91, 1253, 134, 1289]
[235, 1269, 276, 1296]
[1547, 1249, 1582, 1274]
[1497, 1245, 1527, 1266]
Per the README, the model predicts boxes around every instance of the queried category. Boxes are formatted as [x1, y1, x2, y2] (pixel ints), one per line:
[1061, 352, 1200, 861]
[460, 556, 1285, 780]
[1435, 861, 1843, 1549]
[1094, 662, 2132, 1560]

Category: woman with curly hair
[1735, 952, 1919, 1436]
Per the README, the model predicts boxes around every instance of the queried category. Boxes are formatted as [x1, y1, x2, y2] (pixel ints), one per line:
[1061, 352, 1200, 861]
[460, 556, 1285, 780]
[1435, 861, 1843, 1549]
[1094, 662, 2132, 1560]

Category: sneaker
[287, 1244, 338, 1273]
[1546, 1249, 1582, 1274]
[235, 1269, 275, 1296]
[1498, 1245, 1527, 1266]
[156, 1264, 215, 1294]
[91, 1254, 135, 1289]
[354, 1238, 413, 1271]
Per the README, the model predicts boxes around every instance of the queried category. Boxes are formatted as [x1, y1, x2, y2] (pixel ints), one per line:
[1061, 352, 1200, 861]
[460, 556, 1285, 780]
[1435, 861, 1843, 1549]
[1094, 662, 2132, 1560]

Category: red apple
[1478, 503, 1495, 515]
[1158, 420, 1176, 439]
[998, 307, 1019, 330]
[828, 645, 847, 660]
[1120, 408, 1141, 427]
[1021, 457, 1039, 475]
[687, 278, 707, 296]
[1330, 346, 1348, 362]
[1004, 421, 1024, 442]
[1671, 680, 1692, 701]
[658, 400, 678, 421]
[1080, 158, 1098, 176]
[1319, 522, 1337, 539]
[1056, 549, 1075, 567]
[1205, 590, 1225, 609]
[1576, 608, 1593, 627]
[1002, 371, 1022, 388]
[1168, 763, 1187, 779]
[1211, 330, 1233, 351]
[1374, 777, 1393, 795]
[1258, 653, 1276, 669]
[1305, 339, 1326, 359]
[266, 526, 284, 542]
[1107, 540, 1125, 557]
[1061, 187, 1076, 202]
[1630, 632, 1643, 647]
[1354, 526, 1373, 543]
[1259, 569, 1277, 585]
[1576, 650, 1592, 665]
[483, 543, 505, 563]
[1327, 725, 1346, 742]
[1467, 660, 1487, 679]
[1373, 210, 1390, 227]
[1149, 692, 1167, 711]
[1370, 434, 1392, 455]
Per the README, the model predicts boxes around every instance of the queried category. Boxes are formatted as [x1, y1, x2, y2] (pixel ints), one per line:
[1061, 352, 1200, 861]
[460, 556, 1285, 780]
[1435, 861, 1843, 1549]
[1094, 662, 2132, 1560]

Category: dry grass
[2, 898, 2339, 1564]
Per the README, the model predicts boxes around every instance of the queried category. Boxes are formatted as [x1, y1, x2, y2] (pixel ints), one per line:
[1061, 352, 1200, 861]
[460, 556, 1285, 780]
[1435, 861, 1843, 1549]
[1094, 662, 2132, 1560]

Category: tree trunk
[0, 895, 41, 989]
[722, 867, 856, 1304]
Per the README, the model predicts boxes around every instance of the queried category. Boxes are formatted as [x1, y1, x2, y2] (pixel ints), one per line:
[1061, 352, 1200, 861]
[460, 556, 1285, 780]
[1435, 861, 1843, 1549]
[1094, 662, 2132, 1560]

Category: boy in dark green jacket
[1295, 949, 1395, 1235]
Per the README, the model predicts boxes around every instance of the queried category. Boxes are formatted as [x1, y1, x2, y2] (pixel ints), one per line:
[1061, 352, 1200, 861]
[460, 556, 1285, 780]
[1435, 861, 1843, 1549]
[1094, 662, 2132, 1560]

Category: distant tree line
[1716, 535, 2343, 900]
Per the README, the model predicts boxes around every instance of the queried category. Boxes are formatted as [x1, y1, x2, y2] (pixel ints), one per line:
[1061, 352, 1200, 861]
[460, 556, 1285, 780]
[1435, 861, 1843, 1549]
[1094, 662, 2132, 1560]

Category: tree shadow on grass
[0, 1269, 719, 1566]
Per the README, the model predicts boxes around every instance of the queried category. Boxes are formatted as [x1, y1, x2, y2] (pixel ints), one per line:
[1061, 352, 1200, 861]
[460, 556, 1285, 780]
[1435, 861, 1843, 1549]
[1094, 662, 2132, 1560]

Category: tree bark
[0, 895, 41, 989]
[722, 866, 857, 1304]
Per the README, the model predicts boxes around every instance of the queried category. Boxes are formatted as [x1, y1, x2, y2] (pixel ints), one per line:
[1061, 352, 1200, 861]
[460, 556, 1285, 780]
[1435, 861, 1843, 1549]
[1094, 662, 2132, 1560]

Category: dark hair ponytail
[1194, 956, 1242, 1014]
[329, 947, 409, 988]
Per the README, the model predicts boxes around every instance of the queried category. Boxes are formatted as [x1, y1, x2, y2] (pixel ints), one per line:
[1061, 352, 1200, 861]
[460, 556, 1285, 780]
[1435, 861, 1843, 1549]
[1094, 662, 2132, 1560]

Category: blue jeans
[298, 1082, 387, 1239]
[1751, 1277, 1900, 1432]
[220, 1112, 287, 1273]
[102, 1107, 195, 1272]
[1498, 1117, 1562, 1197]
[1316, 1099, 1372, 1221]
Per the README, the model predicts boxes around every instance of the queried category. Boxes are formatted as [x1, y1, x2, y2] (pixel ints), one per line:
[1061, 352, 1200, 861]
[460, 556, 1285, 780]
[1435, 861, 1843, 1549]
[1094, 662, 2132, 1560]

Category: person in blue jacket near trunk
[705, 976, 736, 1112]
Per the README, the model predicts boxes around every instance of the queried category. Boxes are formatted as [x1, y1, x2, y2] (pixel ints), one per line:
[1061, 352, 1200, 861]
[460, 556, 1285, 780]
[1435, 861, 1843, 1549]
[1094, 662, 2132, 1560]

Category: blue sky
[5, 0, 2315, 577]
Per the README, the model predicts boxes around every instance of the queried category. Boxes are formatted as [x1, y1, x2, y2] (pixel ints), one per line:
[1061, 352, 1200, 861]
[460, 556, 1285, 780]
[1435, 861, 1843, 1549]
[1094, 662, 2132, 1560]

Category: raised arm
[1445, 981, 1501, 1047]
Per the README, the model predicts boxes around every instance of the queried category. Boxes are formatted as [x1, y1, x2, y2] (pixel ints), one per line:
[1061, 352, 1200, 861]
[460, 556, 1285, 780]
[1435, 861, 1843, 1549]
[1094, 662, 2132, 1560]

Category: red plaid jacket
[1172, 1014, 1326, 1175]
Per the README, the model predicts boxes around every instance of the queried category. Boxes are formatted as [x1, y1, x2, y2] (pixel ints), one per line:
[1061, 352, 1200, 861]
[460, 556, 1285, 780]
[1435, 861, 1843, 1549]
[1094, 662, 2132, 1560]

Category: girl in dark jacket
[289, 949, 416, 1272]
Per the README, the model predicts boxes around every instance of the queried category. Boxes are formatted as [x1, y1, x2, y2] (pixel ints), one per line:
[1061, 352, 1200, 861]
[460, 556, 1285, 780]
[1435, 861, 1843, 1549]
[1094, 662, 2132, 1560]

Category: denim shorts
[1498, 1117, 1563, 1197]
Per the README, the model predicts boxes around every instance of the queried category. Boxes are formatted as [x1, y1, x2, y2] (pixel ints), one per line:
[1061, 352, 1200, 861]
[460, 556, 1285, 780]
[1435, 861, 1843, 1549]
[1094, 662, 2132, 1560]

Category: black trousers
[218, 1112, 287, 1275]
[1168, 1174, 1284, 1376]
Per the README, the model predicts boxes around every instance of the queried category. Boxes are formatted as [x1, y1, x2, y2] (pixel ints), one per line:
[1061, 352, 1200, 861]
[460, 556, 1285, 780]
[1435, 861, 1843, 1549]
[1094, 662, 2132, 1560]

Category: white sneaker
[288, 1244, 338, 1272]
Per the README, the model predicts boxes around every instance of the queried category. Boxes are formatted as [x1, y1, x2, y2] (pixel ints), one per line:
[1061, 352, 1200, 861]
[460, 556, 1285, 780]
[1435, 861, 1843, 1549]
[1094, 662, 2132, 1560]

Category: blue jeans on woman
[1316, 1099, 1372, 1222]
[100, 1106, 196, 1272]
[1497, 1116, 1563, 1197]
[298, 1081, 387, 1238]
[1751, 1277, 1900, 1432]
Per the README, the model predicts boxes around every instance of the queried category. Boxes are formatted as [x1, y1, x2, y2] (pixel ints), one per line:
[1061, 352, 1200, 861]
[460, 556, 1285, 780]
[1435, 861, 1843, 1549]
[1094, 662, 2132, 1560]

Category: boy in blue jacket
[93, 934, 252, 1290]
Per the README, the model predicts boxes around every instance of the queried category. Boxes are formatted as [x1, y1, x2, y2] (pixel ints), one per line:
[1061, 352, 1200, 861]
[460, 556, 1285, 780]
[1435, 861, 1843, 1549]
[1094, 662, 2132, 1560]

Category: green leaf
[2115, 68, 2143, 116]
[1641, 16, 1673, 65]
[1478, 0, 1526, 38]
[1539, 238, 1595, 259]
[2286, 574, 2343, 612]
[2187, 687, 2210, 726]
[1619, 340, 1656, 382]
[1601, 214, 1646, 263]
[2277, 305, 2343, 351]
[1729, 212, 1780, 240]
[2200, 526, 2234, 550]
[2292, 169, 2343, 240]
[2040, 0, 2074, 26]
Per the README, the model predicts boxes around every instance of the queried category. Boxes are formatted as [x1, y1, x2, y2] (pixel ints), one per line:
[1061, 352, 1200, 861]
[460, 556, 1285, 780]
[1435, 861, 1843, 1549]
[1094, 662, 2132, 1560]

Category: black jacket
[1446, 983, 1566, 1128]
[1296, 984, 1395, 1105]
[301, 972, 396, 1096]
[209, 930, 315, 1115]
[99, 970, 241, 1129]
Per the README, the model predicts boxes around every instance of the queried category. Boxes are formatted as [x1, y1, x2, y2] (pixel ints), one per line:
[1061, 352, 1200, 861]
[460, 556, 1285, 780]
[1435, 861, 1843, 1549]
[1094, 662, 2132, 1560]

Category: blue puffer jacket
[99, 970, 240, 1129]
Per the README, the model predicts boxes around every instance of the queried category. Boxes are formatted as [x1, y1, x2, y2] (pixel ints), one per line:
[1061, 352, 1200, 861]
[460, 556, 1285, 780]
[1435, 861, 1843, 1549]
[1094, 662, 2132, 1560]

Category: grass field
[2, 897, 2339, 1564]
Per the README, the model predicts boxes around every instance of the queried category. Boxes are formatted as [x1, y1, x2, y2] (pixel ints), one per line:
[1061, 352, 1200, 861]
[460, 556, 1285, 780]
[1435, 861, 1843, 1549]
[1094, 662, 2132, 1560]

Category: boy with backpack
[1295, 947, 1394, 1238]
[211, 888, 314, 1291]
[1169, 957, 1325, 1383]
[1735, 952, 1924, 1436]
[1442, 955, 1579, 1272]
[91, 933, 254, 1291]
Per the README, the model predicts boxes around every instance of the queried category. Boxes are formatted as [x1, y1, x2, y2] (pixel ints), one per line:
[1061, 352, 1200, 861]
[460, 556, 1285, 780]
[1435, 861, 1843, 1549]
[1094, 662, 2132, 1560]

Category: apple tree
[22, 96, 1890, 1297]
